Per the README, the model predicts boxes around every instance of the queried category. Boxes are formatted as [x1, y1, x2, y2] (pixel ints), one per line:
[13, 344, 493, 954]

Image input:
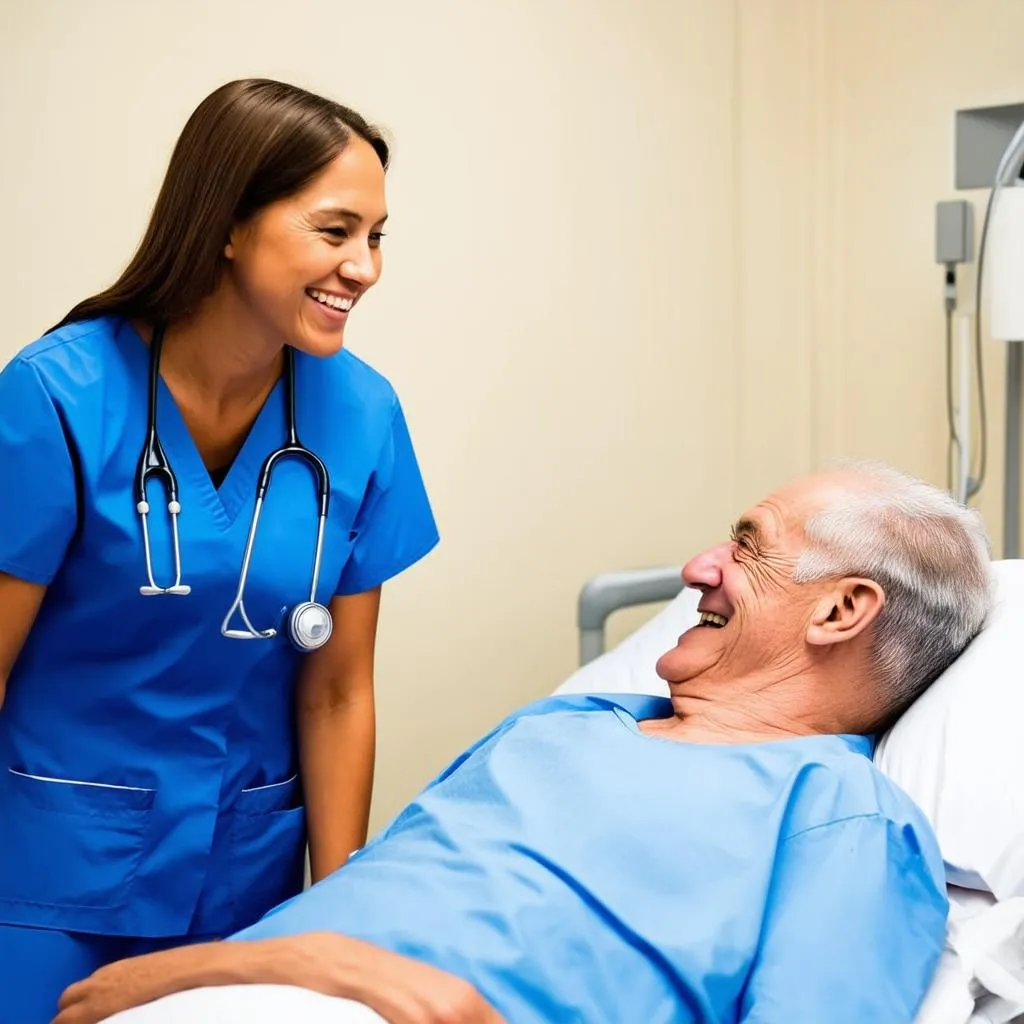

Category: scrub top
[0, 315, 439, 938]
[237, 694, 949, 1024]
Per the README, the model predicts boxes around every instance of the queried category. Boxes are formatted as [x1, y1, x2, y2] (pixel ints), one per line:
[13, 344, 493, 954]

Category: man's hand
[274, 932, 507, 1024]
[52, 932, 506, 1024]
[53, 945, 202, 1024]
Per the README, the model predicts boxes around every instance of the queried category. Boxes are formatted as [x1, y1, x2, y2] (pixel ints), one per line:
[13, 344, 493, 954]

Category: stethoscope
[134, 323, 334, 652]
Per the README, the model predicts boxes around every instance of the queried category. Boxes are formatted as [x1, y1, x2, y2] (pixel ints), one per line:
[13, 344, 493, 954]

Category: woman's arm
[297, 587, 382, 882]
[0, 572, 47, 709]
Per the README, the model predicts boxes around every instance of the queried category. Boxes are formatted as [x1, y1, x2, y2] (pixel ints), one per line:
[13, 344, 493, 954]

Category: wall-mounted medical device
[943, 102, 1024, 558]
[935, 199, 975, 507]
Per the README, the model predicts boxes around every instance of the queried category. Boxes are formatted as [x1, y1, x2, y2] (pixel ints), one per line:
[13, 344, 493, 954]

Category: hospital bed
[106, 561, 1024, 1024]
[556, 560, 1024, 1024]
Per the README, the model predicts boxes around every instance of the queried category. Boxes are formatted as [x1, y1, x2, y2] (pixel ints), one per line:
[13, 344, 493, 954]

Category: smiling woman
[0, 79, 440, 1023]
[219, 139, 390, 360]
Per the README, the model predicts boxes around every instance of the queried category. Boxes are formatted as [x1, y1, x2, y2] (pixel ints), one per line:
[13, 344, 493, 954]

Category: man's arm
[740, 814, 948, 1023]
[54, 933, 505, 1024]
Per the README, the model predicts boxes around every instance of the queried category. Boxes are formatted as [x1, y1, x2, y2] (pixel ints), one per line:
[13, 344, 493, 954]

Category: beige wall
[1, 0, 1021, 830]
[733, 0, 1024, 541]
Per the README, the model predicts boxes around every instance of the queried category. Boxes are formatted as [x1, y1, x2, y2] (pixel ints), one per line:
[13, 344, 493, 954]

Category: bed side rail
[576, 566, 684, 665]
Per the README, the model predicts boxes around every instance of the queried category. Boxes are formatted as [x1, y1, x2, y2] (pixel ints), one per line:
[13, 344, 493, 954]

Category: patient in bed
[57, 460, 992, 1024]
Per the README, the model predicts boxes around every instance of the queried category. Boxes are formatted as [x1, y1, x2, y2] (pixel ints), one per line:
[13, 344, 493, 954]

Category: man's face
[656, 474, 850, 689]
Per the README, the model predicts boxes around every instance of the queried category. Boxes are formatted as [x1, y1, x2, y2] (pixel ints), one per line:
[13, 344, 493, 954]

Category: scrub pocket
[231, 774, 307, 927]
[0, 767, 155, 910]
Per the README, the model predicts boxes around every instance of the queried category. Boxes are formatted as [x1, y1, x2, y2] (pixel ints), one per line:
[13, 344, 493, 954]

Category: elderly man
[57, 461, 991, 1024]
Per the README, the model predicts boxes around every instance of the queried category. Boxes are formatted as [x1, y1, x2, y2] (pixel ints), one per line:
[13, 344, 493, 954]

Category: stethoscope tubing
[135, 323, 334, 650]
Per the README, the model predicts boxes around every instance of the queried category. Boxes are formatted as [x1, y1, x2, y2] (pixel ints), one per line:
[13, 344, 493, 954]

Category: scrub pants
[0, 923, 216, 1024]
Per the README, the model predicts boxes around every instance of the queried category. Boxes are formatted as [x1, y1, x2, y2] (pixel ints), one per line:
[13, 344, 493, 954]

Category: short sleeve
[0, 357, 78, 584]
[740, 814, 949, 1024]
[336, 395, 439, 596]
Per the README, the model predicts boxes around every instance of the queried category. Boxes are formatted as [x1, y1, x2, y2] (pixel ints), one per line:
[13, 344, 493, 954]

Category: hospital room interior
[2, 0, 1024, 1021]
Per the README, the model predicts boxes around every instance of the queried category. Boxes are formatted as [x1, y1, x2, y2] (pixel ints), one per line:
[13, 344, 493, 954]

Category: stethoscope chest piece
[287, 601, 333, 651]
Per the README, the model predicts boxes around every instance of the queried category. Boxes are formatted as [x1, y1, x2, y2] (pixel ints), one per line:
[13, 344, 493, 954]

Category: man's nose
[682, 543, 730, 591]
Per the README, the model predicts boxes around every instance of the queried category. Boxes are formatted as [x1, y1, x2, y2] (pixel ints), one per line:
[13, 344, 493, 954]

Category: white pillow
[876, 559, 1024, 901]
[556, 561, 1024, 900]
[555, 588, 693, 697]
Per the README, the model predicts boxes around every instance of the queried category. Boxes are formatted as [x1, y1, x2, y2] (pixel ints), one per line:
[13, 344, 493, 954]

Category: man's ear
[806, 578, 885, 647]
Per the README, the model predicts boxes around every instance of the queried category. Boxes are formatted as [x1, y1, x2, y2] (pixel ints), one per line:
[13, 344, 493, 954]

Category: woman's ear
[806, 578, 885, 647]
[224, 219, 248, 262]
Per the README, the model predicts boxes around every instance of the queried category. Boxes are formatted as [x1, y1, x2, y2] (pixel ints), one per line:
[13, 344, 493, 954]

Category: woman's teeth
[698, 612, 728, 628]
[308, 288, 353, 312]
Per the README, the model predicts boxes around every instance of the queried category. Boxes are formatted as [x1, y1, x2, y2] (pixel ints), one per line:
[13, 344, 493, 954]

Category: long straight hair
[53, 79, 389, 330]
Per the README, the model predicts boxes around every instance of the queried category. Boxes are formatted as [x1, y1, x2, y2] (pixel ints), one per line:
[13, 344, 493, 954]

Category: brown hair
[53, 79, 389, 330]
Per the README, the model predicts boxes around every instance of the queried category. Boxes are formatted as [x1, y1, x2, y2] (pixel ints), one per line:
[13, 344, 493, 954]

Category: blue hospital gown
[236, 693, 949, 1023]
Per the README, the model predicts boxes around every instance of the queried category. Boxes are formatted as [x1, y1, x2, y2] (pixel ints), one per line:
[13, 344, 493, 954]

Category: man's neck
[640, 702, 814, 744]
[642, 675, 867, 744]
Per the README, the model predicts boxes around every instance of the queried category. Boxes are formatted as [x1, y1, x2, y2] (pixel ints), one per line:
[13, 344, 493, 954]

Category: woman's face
[224, 136, 388, 358]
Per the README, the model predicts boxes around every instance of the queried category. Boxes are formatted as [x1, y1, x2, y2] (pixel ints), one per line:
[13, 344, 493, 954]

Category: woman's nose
[340, 246, 381, 287]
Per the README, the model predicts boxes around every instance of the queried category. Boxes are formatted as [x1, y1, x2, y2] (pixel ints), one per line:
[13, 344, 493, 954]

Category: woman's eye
[321, 228, 386, 247]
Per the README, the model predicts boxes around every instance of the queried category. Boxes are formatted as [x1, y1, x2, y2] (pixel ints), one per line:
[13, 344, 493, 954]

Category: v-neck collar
[117, 318, 286, 531]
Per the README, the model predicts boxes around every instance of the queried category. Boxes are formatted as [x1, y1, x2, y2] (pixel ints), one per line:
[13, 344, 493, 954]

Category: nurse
[0, 78, 439, 1021]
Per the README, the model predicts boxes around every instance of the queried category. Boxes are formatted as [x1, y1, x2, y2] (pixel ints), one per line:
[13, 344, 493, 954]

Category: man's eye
[733, 535, 754, 554]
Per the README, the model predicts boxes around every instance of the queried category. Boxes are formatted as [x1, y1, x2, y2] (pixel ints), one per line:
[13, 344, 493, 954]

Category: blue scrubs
[0, 316, 439, 1020]
[236, 694, 949, 1024]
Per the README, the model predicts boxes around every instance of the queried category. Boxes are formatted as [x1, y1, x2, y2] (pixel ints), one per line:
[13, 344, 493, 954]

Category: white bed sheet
[101, 892, 1024, 1024]
[917, 889, 1024, 1024]
[101, 984, 385, 1024]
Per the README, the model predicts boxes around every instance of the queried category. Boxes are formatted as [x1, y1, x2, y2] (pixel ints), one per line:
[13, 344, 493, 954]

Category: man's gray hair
[793, 459, 993, 718]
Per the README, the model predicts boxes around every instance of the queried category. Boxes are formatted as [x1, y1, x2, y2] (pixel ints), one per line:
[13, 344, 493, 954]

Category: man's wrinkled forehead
[736, 474, 857, 549]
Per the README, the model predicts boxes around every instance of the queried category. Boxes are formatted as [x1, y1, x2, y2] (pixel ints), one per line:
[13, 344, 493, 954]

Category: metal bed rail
[576, 565, 683, 666]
